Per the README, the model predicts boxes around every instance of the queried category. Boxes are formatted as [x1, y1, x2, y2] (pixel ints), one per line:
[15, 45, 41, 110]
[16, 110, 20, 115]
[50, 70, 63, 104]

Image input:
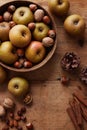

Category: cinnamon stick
[67, 107, 81, 130]
[80, 103, 87, 121]
[73, 90, 87, 107]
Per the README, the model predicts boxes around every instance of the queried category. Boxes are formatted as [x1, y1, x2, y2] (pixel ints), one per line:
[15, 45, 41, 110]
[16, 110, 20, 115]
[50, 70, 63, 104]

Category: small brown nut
[0, 105, 6, 117]
[24, 61, 33, 68]
[14, 120, 18, 128]
[8, 5, 16, 13]
[34, 9, 44, 22]
[16, 49, 25, 57]
[9, 120, 14, 128]
[28, 22, 35, 31]
[14, 61, 22, 68]
[3, 97, 15, 109]
[23, 94, 33, 105]
[48, 30, 56, 39]
[43, 15, 51, 24]
[61, 76, 70, 85]
[17, 126, 23, 130]
[3, 11, 12, 22]
[9, 21, 16, 28]
[21, 116, 27, 122]
[26, 123, 33, 130]
[42, 37, 54, 47]
[9, 112, 14, 118]
[29, 4, 37, 12]
[0, 15, 3, 22]
[20, 107, 26, 113]
[15, 115, 21, 121]
[2, 125, 9, 130]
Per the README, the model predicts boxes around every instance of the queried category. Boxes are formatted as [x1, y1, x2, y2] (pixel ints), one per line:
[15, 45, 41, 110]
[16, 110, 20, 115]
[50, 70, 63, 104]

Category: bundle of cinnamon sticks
[67, 89, 87, 130]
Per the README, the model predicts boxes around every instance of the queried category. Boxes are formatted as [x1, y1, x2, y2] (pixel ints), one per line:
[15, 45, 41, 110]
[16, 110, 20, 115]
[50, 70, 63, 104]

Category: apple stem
[74, 20, 79, 25]
[14, 84, 19, 89]
[58, 0, 62, 5]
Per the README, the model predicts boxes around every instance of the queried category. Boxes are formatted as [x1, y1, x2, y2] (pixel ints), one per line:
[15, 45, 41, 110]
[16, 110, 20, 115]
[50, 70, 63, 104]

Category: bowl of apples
[0, 0, 57, 72]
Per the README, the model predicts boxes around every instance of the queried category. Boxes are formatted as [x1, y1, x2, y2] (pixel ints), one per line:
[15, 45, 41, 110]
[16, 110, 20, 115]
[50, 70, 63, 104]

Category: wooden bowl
[0, 0, 57, 72]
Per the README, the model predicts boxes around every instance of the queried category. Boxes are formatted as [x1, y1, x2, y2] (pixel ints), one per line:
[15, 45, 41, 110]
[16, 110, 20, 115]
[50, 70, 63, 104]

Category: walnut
[3, 97, 15, 109]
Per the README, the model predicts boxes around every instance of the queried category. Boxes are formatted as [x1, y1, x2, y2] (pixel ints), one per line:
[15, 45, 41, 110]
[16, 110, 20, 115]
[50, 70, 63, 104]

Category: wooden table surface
[0, 0, 87, 130]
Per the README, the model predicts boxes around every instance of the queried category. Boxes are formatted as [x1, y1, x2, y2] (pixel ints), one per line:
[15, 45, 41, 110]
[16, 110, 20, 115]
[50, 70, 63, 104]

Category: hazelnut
[17, 110, 22, 116]
[3, 11, 12, 22]
[9, 120, 14, 128]
[17, 126, 23, 130]
[28, 22, 35, 31]
[0, 105, 6, 117]
[21, 116, 27, 122]
[8, 5, 16, 13]
[14, 120, 18, 128]
[2, 125, 9, 130]
[42, 37, 54, 47]
[0, 15, 3, 22]
[29, 4, 37, 12]
[34, 9, 44, 22]
[43, 16, 51, 24]
[16, 49, 25, 57]
[24, 61, 33, 68]
[61, 76, 70, 85]
[20, 107, 26, 113]
[9, 112, 14, 118]
[9, 21, 16, 28]
[26, 123, 33, 130]
[15, 115, 21, 121]
[3, 97, 15, 109]
[48, 30, 56, 39]
[14, 61, 22, 68]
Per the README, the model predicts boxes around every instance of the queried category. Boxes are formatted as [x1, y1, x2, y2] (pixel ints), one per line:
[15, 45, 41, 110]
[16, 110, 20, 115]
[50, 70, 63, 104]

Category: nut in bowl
[0, 0, 57, 72]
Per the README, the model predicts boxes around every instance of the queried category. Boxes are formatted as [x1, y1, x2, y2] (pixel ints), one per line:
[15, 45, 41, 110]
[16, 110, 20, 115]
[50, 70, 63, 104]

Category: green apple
[13, 6, 34, 25]
[9, 24, 31, 48]
[64, 14, 86, 37]
[25, 41, 46, 63]
[8, 77, 29, 97]
[33, 22, 49, 41]
[0, 66, 6, 84]
[0, 41, 18, 64]
[0, 22, 10, 42]
[48, 0, 70, 16]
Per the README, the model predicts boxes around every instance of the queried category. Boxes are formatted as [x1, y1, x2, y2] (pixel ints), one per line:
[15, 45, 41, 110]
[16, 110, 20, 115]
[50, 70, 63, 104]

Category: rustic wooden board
[0, 0, 87, 130]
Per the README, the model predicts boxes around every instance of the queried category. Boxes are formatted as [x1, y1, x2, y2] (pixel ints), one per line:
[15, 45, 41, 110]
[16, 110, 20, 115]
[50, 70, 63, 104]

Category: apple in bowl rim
[0, 0, 57, 72]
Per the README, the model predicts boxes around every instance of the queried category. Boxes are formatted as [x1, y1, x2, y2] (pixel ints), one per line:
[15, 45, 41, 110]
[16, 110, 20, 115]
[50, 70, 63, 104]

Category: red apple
[25, 41, 46, 63]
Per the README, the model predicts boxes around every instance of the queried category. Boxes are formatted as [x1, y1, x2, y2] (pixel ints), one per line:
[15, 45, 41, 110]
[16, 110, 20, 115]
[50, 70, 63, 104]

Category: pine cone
[61, 52, 80, 72]
[80, 67, 87, 85]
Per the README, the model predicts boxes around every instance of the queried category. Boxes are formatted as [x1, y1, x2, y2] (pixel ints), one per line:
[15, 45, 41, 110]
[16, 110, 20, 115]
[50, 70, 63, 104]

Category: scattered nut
[3, 97, 15, 109]
[2, 125, 9, 130]
[26, 123, 33, 130]
[21, 107, 26, 113]
[34, 9, 44, 22]
[21, 115, 27, 122]
[14, 120, 18, 128]
[16, 49, 25, 57]
[61, 76, 70, 85]
[9, 112, 14, 118]
[9, 120, 14, 128]
[0, 105, 6, 117]
[23, 94, 33, 105]
[42, 37, 54, 47]
[17, 110, 22, 116]
[17, 126, 23, 130]
[15, 115, 21, 121]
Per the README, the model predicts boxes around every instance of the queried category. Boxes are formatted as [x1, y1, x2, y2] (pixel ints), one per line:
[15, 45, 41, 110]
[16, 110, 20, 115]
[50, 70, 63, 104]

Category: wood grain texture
[0, 0, 87, 130]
